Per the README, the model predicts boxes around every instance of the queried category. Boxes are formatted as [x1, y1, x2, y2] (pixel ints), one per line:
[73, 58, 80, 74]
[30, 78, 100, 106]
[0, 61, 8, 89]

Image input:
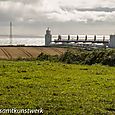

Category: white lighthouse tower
[45, 27, 52, 46]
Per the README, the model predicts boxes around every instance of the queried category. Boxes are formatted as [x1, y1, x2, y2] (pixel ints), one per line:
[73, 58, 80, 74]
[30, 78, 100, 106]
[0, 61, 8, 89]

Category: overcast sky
[0, 0, 115, 35]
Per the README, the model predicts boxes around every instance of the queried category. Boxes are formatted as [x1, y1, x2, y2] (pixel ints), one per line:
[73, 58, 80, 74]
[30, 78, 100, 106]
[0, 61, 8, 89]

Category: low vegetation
[0, 60, 115, 114]
[37, 48, 115, 66]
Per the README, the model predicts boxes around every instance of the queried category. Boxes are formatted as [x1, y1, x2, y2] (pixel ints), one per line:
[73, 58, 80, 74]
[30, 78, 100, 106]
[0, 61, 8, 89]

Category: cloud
[0, 0, 44, 22]
[40, 0, 115, 22]
[0, 0, 115, 23]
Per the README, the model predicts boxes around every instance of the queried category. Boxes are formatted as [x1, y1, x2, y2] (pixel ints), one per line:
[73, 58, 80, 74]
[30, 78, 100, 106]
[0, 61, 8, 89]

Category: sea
[0, 35, 45, 46]
[0, 35, 110, 46]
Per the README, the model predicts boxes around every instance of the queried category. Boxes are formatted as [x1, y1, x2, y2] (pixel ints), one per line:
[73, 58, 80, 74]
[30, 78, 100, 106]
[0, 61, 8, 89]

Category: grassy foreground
[0, 61, 115, 114]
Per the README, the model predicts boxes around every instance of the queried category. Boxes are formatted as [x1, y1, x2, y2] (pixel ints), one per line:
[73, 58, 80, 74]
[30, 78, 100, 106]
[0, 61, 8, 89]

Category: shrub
[59, 50, 78, 64]
[37, 53, 59, 62]
[37, 53, 49, 61]
[37, 49, 115, 66]
[102, 53, 115, 66]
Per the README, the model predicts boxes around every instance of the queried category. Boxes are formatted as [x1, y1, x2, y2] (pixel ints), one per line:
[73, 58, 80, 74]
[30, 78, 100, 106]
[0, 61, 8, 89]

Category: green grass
[0, 60, 115, 114]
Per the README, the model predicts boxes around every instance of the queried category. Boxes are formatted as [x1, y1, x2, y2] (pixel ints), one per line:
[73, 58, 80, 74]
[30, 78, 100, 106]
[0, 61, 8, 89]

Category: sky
[0, 0, 115, 35]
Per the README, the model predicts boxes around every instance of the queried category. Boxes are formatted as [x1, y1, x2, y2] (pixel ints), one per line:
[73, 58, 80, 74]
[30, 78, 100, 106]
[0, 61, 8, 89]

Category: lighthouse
[45, 27, 52, 46]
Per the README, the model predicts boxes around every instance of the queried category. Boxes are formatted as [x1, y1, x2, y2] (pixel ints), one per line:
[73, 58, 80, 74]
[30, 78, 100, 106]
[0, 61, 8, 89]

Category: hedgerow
[37, 49, 115, 66]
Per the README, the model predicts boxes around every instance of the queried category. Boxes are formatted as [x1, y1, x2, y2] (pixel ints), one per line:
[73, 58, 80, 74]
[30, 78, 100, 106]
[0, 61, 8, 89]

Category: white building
[45, 28, 52, 46]
[109, 35, 115, 48]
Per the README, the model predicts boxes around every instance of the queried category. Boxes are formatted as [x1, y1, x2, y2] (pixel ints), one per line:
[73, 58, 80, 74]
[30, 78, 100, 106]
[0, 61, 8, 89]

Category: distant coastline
[0, 35, 44, 38]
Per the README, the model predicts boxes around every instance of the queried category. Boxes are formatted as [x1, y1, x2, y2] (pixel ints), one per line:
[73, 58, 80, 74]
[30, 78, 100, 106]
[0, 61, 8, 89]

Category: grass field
[0, 60, 115, 114]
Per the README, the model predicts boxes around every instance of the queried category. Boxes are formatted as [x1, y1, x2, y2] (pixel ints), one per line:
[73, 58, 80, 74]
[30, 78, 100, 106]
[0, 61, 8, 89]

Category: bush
[59, 50, 78, 64]
[37, 53, 49, 61]
[102, 53, 115, 66]
[37, 49, 115, 66]
[37, 53, 59, 62]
